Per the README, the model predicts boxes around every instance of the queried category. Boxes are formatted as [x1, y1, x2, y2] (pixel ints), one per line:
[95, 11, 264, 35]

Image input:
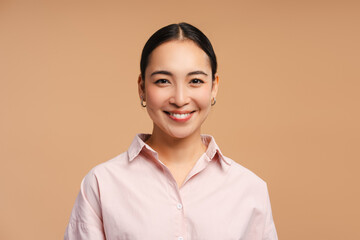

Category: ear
[211, 74, 219, 99]
[138, 74, 145, 100]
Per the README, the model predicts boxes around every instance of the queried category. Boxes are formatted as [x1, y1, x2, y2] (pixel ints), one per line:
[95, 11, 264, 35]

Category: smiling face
[138, 40, 219, 140]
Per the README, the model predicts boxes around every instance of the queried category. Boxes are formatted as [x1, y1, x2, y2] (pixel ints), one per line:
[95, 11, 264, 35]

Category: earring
[140, 96, 146, 107]
[211, 97, 216, 106]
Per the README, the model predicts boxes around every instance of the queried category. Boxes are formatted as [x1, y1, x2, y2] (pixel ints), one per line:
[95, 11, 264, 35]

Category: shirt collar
[127, 134, 157, 161]
[127, 134, 231, 169]
[201, 134, 231, 170]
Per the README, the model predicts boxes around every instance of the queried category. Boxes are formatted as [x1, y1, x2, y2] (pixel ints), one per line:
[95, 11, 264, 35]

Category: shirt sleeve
[263, 184, 278, 240]
[64, 171, 105, 240]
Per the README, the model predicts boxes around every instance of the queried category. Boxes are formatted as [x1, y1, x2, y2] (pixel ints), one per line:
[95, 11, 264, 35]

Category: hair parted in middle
[140, 22, 217, 81]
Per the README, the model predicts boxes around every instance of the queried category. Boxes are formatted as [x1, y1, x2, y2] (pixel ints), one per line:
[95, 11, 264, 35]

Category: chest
[98, 167, 266, 240]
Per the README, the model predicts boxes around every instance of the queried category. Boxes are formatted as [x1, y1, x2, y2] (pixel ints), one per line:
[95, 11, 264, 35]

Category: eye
[154, 79, 170, 85]
[189, 78, 204, 85]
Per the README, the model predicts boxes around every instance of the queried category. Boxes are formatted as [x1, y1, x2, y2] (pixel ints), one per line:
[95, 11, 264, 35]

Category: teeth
[170, 113, 191, 119]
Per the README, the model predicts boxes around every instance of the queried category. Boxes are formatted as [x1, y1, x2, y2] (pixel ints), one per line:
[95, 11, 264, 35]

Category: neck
[145, 126, 206, 165]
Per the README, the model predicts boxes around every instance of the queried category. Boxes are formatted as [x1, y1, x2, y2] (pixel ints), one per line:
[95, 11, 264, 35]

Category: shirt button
[177, 203, 183, 210]
[178, 237, 184, 240]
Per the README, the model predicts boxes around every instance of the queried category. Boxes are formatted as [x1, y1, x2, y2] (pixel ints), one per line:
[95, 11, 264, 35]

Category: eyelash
[190, 78, 204, 84]
[154, 78, 204, 85]
[154, 79, 170, 84]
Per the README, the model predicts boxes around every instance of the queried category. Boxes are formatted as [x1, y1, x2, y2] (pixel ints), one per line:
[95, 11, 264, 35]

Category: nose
[169, 84, 190, 107]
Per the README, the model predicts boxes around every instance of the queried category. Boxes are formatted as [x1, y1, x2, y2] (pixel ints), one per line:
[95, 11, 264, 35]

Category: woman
[65, 22, 278, 240]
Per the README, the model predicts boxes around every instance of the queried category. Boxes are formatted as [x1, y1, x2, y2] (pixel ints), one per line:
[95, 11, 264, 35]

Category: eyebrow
[188, 71, 208, 76]
[150, 70, 208, 77]
[150, 70, 172, 77]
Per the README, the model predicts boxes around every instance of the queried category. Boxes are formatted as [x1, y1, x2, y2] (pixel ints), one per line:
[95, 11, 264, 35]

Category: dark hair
[140, 22, 217, 80]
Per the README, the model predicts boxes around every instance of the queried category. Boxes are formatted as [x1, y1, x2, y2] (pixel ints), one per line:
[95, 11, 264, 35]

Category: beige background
[1, 0, 359, 239]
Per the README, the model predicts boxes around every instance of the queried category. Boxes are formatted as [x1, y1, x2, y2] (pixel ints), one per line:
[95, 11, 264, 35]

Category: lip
[163, 110, 195, 122]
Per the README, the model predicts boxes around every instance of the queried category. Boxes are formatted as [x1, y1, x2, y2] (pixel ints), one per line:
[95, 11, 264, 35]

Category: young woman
[65, 23, 278, 240]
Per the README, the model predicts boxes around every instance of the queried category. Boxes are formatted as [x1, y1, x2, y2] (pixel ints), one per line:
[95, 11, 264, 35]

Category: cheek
[196, 88, 213, 109]
[145, 87, 167, 110]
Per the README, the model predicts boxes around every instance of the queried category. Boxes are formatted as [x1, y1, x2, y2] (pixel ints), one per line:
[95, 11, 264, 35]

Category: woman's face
[138, 40, 218, 140]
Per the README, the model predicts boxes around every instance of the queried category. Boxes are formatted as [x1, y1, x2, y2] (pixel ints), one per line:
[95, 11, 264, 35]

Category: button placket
[160, 161, 186, 240]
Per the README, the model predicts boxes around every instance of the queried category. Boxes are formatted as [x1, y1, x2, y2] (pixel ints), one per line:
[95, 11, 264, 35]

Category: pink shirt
[65, 134, 278, 240]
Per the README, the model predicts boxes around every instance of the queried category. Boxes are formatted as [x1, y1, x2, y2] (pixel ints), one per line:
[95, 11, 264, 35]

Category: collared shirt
[65, 134, 278, 240]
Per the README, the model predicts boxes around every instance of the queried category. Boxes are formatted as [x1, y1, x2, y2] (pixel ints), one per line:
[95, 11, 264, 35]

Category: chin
[169, 133, 191, 139]
[166, 128, 199, 140]
[152, 118, 202, 140]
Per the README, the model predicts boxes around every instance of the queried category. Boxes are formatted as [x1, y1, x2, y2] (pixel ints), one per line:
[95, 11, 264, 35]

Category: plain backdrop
[1, 0, 359, 239]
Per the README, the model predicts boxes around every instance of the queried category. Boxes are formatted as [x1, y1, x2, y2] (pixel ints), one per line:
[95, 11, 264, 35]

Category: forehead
[146, 40, 211, 75]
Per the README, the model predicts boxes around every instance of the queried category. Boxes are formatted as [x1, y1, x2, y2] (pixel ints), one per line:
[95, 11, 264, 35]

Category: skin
[138, 40, 219, 187]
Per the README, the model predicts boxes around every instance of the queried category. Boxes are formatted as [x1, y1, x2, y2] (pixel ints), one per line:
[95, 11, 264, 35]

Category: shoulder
[82, 151, 129, 184]
[224, 156, 268, 192]
[94, 152, 129, 172]
[206, 134, 268, 191]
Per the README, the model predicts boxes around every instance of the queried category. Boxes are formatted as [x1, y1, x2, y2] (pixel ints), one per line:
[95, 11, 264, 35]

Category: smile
[170, 112, 191, 119]
[164, 111, 195, 122]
